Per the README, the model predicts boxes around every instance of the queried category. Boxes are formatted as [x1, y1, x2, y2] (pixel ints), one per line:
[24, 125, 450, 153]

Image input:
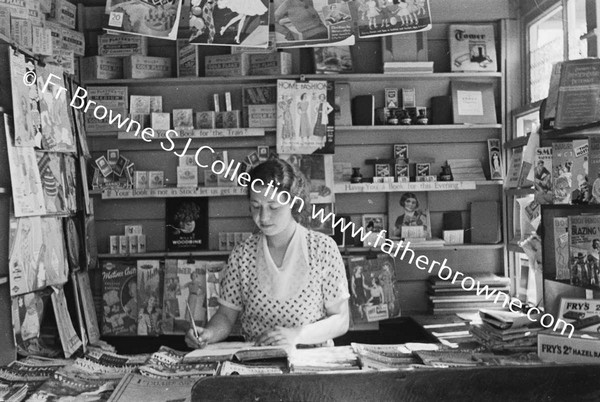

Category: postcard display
[4, 49, 100, 358]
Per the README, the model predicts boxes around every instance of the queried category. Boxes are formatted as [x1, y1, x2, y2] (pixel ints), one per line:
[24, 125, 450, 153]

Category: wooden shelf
[334, 181, 500, 194]
[342, 244, 504, 252]
[96, 187, 247, 199]
[98, 251, 231, 259]
[82, 72, 502, 87]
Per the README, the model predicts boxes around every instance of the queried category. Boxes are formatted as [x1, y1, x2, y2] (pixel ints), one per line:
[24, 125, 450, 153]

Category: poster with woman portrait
[189, 0, 270, 47]
[165, 198, 209, 251]
[276, 79, 335, 155]
[387, 192, 431, 240]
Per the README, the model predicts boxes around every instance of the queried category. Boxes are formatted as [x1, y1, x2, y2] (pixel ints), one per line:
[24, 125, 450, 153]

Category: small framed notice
[451, 81, 497, 124]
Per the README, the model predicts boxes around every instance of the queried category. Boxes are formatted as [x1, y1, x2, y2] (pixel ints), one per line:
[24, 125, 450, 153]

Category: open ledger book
[183, 342, 291, 363]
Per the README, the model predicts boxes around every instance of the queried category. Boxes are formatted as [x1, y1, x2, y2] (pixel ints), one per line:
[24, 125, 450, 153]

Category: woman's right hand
[185, 327, 211, 349]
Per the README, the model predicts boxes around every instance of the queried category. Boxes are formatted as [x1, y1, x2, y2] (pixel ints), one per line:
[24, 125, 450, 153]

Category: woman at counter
[185, 159, 349, 348]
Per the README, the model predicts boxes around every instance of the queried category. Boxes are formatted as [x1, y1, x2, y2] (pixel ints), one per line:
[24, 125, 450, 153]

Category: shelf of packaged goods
[98, 251, 232, 259]
[504, 187, 535, 196]
[91, 187, 248, 199]
[334, 181, 502, 194]
[82, 72, 503, 87]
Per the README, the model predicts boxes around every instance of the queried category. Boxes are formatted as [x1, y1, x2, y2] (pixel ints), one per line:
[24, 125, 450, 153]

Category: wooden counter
[192, 364, 600, 401]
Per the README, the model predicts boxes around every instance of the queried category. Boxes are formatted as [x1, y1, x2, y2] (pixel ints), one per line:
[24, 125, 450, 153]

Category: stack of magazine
[469, 309, 542, 352]
[428, 274, 510, 315]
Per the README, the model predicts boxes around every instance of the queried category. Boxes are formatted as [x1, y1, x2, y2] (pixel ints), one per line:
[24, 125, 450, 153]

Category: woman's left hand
[255, 326, 300, 347]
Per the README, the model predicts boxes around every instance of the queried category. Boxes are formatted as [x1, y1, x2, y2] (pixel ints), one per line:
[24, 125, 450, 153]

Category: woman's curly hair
[248, 158, 311, 226]
[174, 201, 202, 223]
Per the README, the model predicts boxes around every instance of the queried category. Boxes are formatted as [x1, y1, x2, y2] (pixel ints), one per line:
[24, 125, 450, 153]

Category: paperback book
[101, 260, 137, 336]
[568, 215, 600, 288]
[272, 0, 355, 47]
[162, 259, 207, 335]
[136, 260, 163, 336]
[3, 114, 45, 217]
[189, 0, 270, 48]
[347, 254, 399, 326]
[9, 216, 69, 296]
[165, 198, 209, 251]
[36, 64, 76, 152]
[354, 0, 432, 39]
[104, 0, 183, 40]
[552, 141, 575, 204]
[276, 79, 334, 155]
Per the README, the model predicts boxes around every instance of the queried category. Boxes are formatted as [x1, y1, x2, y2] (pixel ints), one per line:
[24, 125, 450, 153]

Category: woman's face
[250, 186, 295, 237]
[403, 197, 417, 212]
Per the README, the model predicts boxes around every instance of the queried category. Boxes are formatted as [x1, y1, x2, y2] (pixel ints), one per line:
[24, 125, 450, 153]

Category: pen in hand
[186, 301, 200, 339]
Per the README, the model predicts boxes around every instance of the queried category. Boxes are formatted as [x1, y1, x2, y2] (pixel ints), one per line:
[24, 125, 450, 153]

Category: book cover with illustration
[553, 217, 570, 281]
[552, 141, 574, 204]
[51, 287, 82, 358]
[279, 154, 334, 204]
[568, 215, 600, 288]
[9, 216, 69, 296]
[589, 136, 600, 204]
[276, 79, 334, 155]
[533, 147, 552, 199]
[347, 254, 399, 326]
[162, 259, 207, 335]
[104, 0, 183, 40]
[101, 260, 137, 335]
[11, 288, 53, 357]
[570, 139, 590, 205]
[9, 51, 41, 148]
[387, 192, 431, 240]
[189, 0, 270, 48]
[165, 198, 209, 251]
[3, 114, 46, 217]
[355, 0, 432, 39]
[314, 46, 353, 74]
[272, 0, 355, 47]
[36, 152, 68, 215]
[137, 260, 163, 336]
[36, 64, 76, 153]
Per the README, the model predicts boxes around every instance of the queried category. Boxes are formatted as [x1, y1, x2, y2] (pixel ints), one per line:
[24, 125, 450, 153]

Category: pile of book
[469, 309, 542, 352]
[383, 61, 434, 74]
[428, 274, 510, 315]
[288, 346, 359, 373]
[351, 343, 423, 370]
